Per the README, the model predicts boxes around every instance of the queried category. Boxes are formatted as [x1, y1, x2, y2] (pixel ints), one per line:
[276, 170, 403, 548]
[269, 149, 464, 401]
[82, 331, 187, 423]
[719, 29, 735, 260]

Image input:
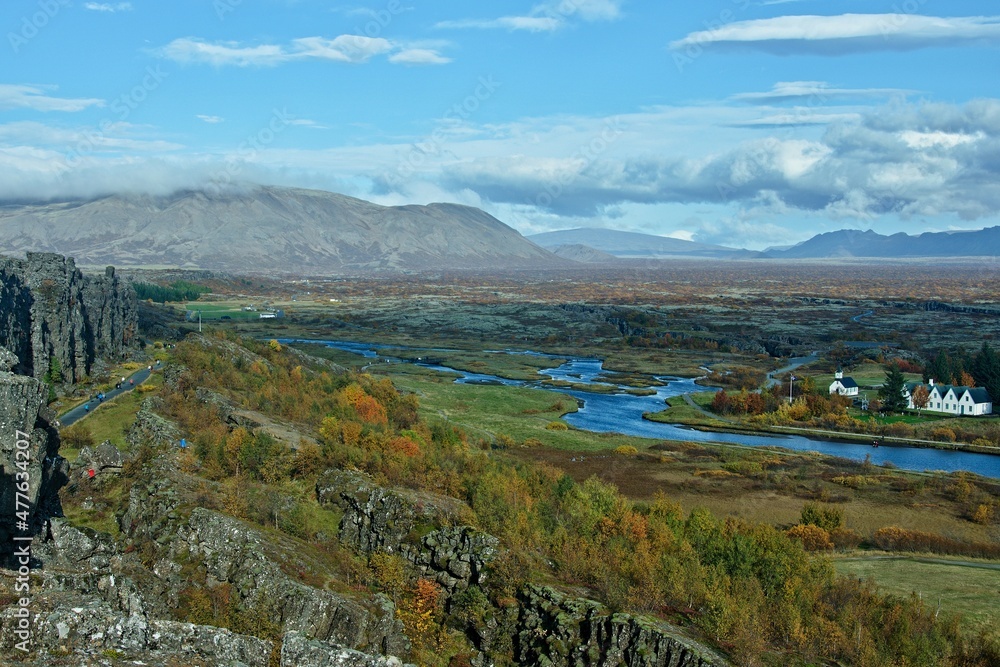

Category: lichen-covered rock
[0, 346, 18, 372]
[124, 400, 180, 450]
[280, 631, 414, 667]
[512, 586, 728, 667]
[409, 526, 498, 596]
[319, 469, 419, 554]
[318, 470, 496, 596]
[0, 253, 138, 382]
[0, 590, 272, 667]
[0, 368, 67, 561]
[76, 440, 125, 480]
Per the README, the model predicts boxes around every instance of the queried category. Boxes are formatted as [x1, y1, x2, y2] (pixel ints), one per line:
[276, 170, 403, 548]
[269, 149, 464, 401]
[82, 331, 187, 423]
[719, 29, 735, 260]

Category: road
[58, 366, 154, 428]
[765, 351, 821, 388]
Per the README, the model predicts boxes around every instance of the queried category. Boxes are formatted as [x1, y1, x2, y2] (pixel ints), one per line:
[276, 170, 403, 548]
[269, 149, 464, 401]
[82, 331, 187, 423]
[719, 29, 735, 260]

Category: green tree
[972, 342, 1000, 401]
[878, 363, 908, 413]
[46, 355, 63, 384]
[924, 349, 952, 384]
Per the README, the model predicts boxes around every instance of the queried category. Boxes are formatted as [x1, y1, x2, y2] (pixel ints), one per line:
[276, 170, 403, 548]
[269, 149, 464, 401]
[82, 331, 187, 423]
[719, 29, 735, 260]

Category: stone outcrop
[124, 399, 181, 450]
[511, 586, 727, 667]
[168, 507, 409, 656]
[0, 356, 68, 560]
[0, 252, 138, 382]
[317, 469, 494, 595]
[281, 631, 415, 667]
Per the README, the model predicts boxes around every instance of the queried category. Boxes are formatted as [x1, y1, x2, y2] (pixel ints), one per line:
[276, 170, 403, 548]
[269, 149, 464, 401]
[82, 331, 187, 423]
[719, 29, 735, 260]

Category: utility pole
[198, 311, 202, 333]
[789, 374, 795, 403]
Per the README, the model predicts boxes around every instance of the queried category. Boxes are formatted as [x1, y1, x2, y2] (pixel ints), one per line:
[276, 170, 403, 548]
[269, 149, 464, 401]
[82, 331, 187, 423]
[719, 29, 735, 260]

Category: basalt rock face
[317, 469, 495, 596]
[0, 252, 138, 382]
[0, 358, 67, 561]
[512, 586, 726, 667]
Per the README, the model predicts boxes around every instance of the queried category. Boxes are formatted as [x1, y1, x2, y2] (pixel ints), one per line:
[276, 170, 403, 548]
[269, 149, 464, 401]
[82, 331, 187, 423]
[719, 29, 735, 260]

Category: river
[286, 339, 1000, 479]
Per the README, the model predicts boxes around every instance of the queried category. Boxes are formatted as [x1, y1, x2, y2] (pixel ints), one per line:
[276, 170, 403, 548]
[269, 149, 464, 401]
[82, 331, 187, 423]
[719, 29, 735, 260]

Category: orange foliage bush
[785, 524, 833, 551]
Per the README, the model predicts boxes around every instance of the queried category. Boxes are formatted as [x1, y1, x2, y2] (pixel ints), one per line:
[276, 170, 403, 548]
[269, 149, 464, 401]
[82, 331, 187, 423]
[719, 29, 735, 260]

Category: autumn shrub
[613, 445, 639, 457]
[930, 427, 957, 442]
[829, 527, 862, 551]
[872, 526, 1000, 559]
[786, 524, 833, 551]
[970, 503, 995, 525]
[800, 502, 843, 531]
[545, 421, 568, 430]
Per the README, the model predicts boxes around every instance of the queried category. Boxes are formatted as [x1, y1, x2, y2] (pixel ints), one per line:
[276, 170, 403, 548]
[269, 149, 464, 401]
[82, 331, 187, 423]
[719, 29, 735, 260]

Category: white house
[829, 370, 859, 397]
[905, 379, 993, 416]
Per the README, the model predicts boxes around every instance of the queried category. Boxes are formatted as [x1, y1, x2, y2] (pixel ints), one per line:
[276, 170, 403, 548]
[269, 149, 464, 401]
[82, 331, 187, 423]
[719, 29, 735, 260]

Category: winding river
[287, 339, 1000, 479]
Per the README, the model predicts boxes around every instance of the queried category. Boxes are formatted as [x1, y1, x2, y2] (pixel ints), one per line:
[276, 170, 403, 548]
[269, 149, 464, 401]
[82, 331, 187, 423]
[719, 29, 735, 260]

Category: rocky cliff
[0, 252, 138, 382]
[0, 347, 68, 562]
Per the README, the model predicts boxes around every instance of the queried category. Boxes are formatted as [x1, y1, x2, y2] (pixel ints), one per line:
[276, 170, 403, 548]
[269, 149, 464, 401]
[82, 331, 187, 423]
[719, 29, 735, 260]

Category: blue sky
[3, 0, 1000, 249]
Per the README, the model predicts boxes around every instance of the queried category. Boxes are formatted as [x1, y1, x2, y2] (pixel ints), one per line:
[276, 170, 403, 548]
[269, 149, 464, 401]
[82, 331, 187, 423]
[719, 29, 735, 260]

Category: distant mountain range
[765, 227, 1000, 259]
[527, 228, 759, 259]
[0, 187, 560, 274]
[2, 186, 996, 275]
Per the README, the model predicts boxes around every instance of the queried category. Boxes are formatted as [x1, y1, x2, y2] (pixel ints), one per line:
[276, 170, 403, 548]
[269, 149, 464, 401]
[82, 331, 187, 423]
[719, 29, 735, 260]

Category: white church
[829, 370, 859, 397]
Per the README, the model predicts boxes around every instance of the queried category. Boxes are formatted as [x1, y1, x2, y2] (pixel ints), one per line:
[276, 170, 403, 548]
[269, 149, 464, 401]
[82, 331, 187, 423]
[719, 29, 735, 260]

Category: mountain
[528, 228, 756, 259]
[0, 186, 560, 274]
[549, 244, 619, 263]
[769, 227, 1000, 259]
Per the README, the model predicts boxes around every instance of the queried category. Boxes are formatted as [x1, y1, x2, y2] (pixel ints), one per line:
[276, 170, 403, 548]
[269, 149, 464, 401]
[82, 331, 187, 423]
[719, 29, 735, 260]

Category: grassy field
[385, 368, 659, 452]
[58, 375, 159, 462]
[834, 556, 1000, 629]
[644, 395, 732, 428]
[180, 301, 278, 321]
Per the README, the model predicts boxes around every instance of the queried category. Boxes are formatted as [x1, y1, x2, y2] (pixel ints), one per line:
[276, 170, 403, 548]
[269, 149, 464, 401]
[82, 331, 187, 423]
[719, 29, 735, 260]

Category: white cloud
[6, 96, 1000, 241]
[389, 48, 452, 65]
[0, 121, 183, 154]
[671, 14, 1000, 55]
[196, 115, 224, 124]
[0, 84, 104, 113]
[287, 119, 329, 130]
[436, 16, 562, 32]
[160, 39, 288, 67]
[84, 2, 133, 12]
[437, 0, 622, 32]
[731, 81, 916, 104]
[159, 36, 447, 67]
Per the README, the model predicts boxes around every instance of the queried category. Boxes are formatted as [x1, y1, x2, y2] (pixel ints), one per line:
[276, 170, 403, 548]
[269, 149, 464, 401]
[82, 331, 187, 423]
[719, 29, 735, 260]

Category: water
[285, 338, 1000, 479]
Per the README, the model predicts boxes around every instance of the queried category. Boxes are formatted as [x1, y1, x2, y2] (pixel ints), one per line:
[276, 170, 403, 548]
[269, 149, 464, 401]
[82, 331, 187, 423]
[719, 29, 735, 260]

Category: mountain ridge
[768, 226, 1000, 258]
[0, 186, 561, 274]
[528, 227, 758, 259]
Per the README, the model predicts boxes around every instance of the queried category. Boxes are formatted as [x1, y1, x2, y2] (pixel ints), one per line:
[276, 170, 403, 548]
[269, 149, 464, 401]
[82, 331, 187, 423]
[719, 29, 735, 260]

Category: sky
[2, 0, 1000, 249]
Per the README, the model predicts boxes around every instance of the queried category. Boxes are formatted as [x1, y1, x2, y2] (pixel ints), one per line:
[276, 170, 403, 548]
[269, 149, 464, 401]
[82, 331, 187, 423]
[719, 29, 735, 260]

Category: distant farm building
[829, 370, 859, 397]
[905, 380, 993, 416]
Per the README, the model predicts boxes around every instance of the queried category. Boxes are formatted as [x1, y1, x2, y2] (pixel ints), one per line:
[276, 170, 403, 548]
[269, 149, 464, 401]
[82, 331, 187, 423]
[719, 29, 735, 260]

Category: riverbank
[643, 397, 1000, 458]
